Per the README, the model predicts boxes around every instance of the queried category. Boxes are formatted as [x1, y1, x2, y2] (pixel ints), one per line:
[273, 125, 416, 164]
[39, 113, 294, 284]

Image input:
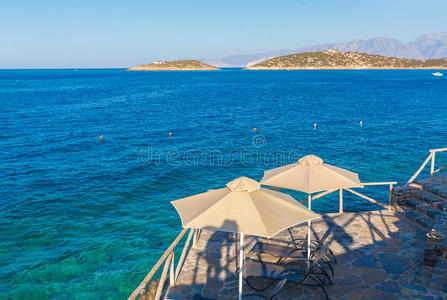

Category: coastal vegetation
[128, 60, 220, 71]
[245, 50, 447, 70]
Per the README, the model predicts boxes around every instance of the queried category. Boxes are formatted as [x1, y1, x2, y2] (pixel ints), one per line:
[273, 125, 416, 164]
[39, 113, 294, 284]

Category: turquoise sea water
[1, 69, 447, 299]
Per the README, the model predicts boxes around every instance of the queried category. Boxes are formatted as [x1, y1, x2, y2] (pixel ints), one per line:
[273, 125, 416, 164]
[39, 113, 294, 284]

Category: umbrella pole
[307, 194, 311, 268]
[238, 233, 244, 300]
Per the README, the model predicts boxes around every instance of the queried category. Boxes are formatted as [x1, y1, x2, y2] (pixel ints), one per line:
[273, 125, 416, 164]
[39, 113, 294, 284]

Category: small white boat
[432, 72, 443, 77]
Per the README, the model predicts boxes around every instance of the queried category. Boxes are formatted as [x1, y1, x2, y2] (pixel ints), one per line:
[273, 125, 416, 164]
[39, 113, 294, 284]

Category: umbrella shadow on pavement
[166, 212, 447, 299]
[192, 220, 240, 299]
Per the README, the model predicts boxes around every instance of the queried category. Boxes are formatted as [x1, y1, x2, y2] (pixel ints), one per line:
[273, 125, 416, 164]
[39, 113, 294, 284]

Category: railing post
[154, 252, 173, 300]
[408, 153, 433, 183]
[192, 229, 197, 248]
[128, 228, 187, 300]
[169, 252, 175, 287]
[339, 189, 343, 213]
[238, 233, 244, 300]
[431, 152, 436, 176]
[175, 228, 194, 281]
[388, 184, 393, 210]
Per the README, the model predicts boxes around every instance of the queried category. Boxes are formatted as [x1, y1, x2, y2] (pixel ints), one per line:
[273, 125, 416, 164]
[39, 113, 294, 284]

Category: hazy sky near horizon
[1, 0, 446, 68]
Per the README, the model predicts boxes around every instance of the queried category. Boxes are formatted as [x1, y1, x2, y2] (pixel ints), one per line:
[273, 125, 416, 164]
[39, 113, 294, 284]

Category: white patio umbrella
[261, 155, 363, 265]
[171, 176, 319, 300]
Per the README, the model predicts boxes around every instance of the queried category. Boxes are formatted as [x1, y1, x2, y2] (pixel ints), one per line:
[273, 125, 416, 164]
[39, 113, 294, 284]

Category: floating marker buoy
[253, 127, 257, 132]
[360, 121, 363, 127]
[100, 135, 103, 140]
[169, 132, 172, 138]
[313, 123, 317, 129]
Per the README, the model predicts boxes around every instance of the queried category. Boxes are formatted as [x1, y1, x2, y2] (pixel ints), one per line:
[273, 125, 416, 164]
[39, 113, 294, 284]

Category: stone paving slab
[163, 211, 447, 299]
[416, 174, 447, 200]
[394, 175, 447, 265]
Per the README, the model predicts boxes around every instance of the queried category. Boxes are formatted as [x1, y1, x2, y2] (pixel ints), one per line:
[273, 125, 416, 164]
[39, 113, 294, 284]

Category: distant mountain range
[204, 32, 447, 67]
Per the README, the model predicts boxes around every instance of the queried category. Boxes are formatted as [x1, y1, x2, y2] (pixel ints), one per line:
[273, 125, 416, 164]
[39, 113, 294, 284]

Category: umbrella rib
[185, 192, 236, 228]
[245, 194, 271, 237]
[322, 164, 362, 187]
[252, 190, 320, 237]
[172, 189, 229, 228]
[251, 191, 289, 237]
[268, 215, 320, 239]
[261, 163, 298, 188]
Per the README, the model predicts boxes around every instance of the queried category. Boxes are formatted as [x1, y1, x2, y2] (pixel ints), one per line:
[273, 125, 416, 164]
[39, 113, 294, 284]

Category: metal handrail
[433, 164, 447, 175]
[299, 182, 397, 212]
[408, 148, 447, 183]
[345, 188, 388, 209]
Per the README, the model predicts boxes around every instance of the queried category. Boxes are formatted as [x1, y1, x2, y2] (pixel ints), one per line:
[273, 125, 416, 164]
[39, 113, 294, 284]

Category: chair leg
[316, 263, 332, 285]
[240, 292, 268, 299]
[328, 248, 337, 265]
[275, 257, 284, 265]
[319, 283, 329, 300]
[268, 279, 287, 300]
[244, 276, 276, 292]
[322, 260, 334, 276]
[300, 274, 329, 300]
[308, 267, 331, 286]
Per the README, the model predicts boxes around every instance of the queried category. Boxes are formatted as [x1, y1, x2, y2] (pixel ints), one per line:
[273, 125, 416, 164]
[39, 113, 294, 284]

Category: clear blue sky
[1, 0, 446, 68]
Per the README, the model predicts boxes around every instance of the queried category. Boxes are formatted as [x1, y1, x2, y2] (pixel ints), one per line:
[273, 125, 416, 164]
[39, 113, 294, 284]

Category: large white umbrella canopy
[261, 155, 363, 193]
[172, 176, 318, 238]
[171, 176, 319, 300]
[261, 154, 362, 267]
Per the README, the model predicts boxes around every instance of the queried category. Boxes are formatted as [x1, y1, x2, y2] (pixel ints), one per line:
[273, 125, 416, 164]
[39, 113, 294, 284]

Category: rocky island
[245, 50, 447, 70]
[128, 60, 220, 71]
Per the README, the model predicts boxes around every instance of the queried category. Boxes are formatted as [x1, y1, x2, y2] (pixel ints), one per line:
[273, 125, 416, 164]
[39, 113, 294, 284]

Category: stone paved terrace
[158, 210, 447, 300]
[416, 173, 447, 200]
[392, 173, 447, 267]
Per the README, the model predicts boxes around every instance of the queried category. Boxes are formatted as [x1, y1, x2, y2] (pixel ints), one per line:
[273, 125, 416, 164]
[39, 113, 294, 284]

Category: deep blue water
[1, 68, 446, 299]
